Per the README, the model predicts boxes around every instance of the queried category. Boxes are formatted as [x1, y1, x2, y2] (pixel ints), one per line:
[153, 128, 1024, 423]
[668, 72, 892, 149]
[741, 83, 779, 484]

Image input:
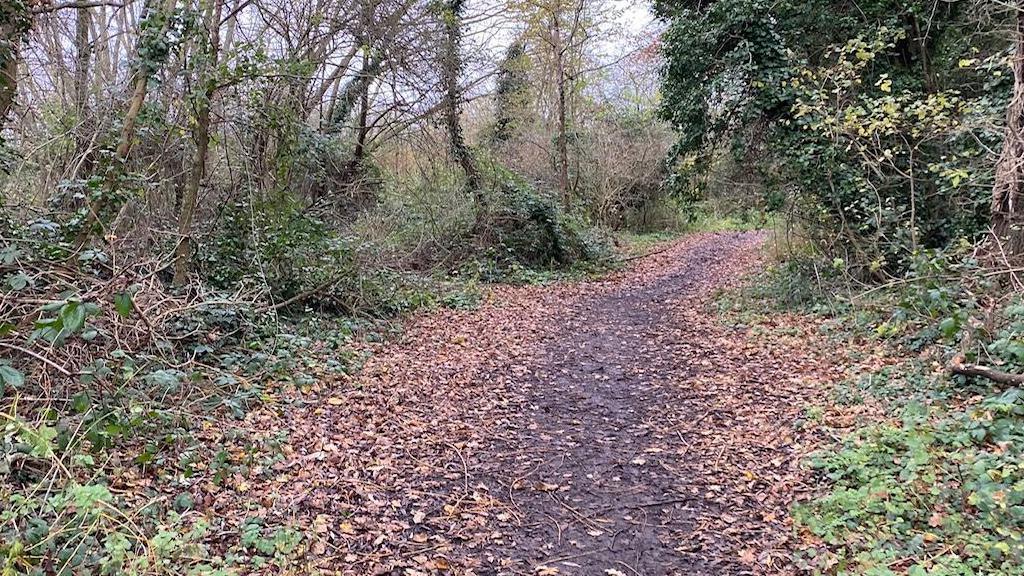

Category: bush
[484, 176, 611, 270]
[201, 195, 358, 305]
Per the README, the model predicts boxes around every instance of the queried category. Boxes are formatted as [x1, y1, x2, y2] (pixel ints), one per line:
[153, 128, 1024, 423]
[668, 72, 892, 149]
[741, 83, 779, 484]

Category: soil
[232, 231, 838, 575]
[467, 232, 764, 575]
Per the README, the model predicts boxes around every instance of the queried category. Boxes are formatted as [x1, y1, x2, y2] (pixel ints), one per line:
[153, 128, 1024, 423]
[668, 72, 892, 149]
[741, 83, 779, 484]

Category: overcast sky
[614, 1, 657, 35]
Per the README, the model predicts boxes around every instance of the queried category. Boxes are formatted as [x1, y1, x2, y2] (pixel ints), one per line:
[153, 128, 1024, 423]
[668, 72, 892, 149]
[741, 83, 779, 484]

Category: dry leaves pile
[187, 232, 863, 574]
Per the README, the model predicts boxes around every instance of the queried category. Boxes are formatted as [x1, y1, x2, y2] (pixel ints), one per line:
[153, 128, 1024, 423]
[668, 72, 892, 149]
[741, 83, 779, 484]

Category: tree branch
[32, 0, 125, 13]
[950, 354, 1024, 387]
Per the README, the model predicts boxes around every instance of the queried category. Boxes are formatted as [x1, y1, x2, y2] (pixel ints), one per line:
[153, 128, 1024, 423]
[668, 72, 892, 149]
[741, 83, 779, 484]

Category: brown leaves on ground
[187, 232, 866, 574]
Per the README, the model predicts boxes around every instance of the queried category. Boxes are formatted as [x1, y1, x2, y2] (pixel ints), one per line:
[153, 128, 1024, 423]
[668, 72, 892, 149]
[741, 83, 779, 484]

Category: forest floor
[216, 231, 856, 575]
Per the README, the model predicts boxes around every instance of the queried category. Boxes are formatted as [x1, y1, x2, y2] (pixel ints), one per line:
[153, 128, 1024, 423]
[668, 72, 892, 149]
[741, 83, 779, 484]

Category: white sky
[613, 1, 657, 36]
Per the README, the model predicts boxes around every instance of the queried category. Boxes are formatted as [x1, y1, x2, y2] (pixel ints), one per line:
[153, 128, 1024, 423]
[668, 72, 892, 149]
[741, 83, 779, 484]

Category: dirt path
[229, 232, 837, 575]
[469, 233, 765, 574]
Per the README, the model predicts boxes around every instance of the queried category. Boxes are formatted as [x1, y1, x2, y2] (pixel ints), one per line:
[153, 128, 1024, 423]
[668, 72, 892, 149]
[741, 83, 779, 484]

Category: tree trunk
[76, 0, 176, 247]
[0, 46, 16, 128]
[74, 8, 90, 110]
[173, 0, 222, 286]
[352, 56, 371, 162]
[992, 2, 1024, 256]
[552, 12, 570, 207]
[73, 6, 93, 175]
[0, 5, 31, 131]
[439, 0, 484, 221]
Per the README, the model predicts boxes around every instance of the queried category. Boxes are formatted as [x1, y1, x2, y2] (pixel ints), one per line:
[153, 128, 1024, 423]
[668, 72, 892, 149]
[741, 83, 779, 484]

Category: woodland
[3, 0, 1024, 574]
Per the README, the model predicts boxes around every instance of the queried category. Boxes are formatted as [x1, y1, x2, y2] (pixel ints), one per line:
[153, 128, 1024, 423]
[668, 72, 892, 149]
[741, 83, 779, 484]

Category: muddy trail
[471, 233, 767, 574]
[230, 232, 840, 575]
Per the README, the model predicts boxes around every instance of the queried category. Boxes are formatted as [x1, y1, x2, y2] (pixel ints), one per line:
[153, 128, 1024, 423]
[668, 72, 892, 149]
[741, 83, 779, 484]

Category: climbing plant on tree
[492, 41, 530, 144]
[437, 0, 485, 222]
[658, 0, 1013, 274]
[0, 0, 32, 171]
[74, 0, 182, 246]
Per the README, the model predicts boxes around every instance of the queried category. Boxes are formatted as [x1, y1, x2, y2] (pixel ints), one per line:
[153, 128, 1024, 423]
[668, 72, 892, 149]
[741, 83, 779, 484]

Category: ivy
[658, 0, 1010, 274]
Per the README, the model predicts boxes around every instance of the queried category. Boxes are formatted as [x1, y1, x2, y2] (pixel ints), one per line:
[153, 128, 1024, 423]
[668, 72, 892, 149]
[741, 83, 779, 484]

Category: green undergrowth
[727, 244, 1024, 575]
[0, 226, 482, 575]
[616, 230, 681, 254]
[350, 165, 615, 284]
[680, 200, 775, 233]
[0, 196, 632, 574]
[0, 308, 353, 574]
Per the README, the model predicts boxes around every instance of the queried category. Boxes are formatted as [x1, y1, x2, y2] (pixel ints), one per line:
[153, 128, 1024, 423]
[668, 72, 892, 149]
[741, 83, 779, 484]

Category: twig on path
[446, 442, 470, 492]
[543, 511, 563, 546]
[635, 497, 692, 509]
[540, 548, 602, 566]
[713, 445, 727, 471]
[949, 354, 1024, 387]
[551, 494, 605, 532]
[616, 560, 643, 576]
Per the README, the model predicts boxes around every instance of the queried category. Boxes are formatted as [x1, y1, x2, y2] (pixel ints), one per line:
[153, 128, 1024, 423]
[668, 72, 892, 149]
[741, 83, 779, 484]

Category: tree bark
[353, 72, 370, 161]
[552, 11, 570, 207]
[439, 0, 484, 221]
[173, 0, 222, 286]
[74, 7, 90, 109]
[76, 0, 176, 247]
[950, 354, 1024, 387]
[0, 46, 16, 128]
[992, 1, 1024, 256]
[0, 5, 31, 131]
[73, 6, 93, 175]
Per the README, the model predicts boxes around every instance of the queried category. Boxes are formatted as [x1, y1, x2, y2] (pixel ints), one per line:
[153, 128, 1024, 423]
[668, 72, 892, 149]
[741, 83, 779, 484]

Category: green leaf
[8, 273, 30, 291]
[0, 365, 25, 388]
[68, 483, 113, 510]
[59, 301, 87, 335]
[71, 391, 91, 413]
[21, 424, 57, 458]
[0, 246, 18, 265]
[114, 292, 133, 318]
[939, 316, 960, 339]
[145, 369, 183, 391]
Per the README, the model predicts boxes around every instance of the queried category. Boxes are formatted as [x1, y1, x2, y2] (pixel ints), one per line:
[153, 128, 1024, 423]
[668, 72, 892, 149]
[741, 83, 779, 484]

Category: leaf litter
[192, 232, 864, 574]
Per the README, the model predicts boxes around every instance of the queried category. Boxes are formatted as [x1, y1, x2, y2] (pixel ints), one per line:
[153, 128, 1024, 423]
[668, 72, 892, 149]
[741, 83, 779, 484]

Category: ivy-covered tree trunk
[992, 2, 1024, 256]
[76, 0, 177, 248]
[173, 0, 223, 286]
[552, 11, 571, 207]
[439, 0, 485, 222]
[73, 6, 93, 177]
[0, 1, 31, 135]
[352, 58, 371, 162]
[0, 39, 17, 130]
[493, 41, 528, 143]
